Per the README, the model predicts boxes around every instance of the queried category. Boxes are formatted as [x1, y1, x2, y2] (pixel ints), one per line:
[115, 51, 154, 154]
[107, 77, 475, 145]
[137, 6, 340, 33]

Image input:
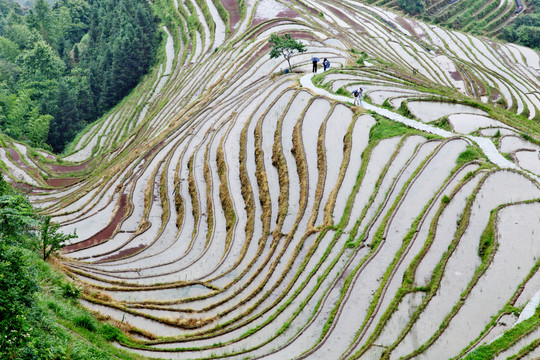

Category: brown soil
[476, 78, 487, 95]
[248, 21, 279, 40]
[302, 3, 318, 16]
[276, 7, 299, 19]
[352, 19, 367, 33]
[101, 243, 147, 261]
[449, 70, 463, 81]
[45, 178, 82, 187]
[253, 8, 299, 26]
[222, 0, 241, 29]
[240, 44, 270, 72]
[395, 16, 420, 41]
[143, 140, 166, 162]
[287, 30, 318, 42]
[48, 158, 93, 173]
[63, 194, 128, 252]
[249, 27, 316, 47]
[6, 147, 42, 181]
[7, 148, 20, 162]
[490, 87, 501, 102]
[12, 182, 34, 193]
[328, 5, 355, 27]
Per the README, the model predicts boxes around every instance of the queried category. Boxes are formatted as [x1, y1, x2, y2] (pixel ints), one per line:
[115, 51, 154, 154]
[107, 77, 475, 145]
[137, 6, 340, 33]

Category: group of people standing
[312, 57, 330, 73]
[311, 56, 363, 107]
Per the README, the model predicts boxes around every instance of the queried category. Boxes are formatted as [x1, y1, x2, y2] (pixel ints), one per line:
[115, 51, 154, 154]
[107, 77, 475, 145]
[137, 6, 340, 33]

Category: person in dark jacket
[323, 58, 330, 71]
[312, 58, 318, 73]
[352, 87, 363, 106]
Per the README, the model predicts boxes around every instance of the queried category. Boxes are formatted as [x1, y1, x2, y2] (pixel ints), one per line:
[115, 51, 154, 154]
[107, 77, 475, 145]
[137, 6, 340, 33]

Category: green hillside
[364, 0, 540, 50]
[0, 173, 144, 359]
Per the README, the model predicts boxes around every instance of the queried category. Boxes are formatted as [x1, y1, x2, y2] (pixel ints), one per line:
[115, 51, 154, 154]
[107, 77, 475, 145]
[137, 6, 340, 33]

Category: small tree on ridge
[41, 216, 77, 260]
[268, 33, 307, 72]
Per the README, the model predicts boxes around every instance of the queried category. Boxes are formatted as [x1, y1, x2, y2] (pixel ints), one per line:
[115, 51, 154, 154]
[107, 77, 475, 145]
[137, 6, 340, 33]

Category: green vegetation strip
[464, 308, 540, 360]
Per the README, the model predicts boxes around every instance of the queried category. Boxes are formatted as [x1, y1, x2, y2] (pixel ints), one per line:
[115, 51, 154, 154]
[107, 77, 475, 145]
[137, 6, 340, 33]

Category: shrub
[47, 299, 62, 313]
[336, 87, 350, 97]
[382, 98, 393, 110]
[398, 101, 413, 118]
[369, 118, 410, 142]
[99, 324, 123, 342]
[61, 282, 81, 299]
[74, 313, 98, 332]
[69, 342, 112, 360]
[312, 73, 325, 85]
[397, 0, 424, 15]
[0, 244, 39, 357]
[433, 117, 451, 131]
[456, 146, 483, 165]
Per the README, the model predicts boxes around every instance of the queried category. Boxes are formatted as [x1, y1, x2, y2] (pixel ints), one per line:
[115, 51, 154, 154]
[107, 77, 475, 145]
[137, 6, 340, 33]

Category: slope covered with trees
[500, 1, 540, 50]
[0, 173, 143, 359]
[0, 0, 160, 153]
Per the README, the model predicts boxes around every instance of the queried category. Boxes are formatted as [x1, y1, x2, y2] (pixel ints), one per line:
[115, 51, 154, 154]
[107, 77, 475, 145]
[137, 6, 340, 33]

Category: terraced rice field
[365, 0, 525, 35]
[1, 0, 540, 358]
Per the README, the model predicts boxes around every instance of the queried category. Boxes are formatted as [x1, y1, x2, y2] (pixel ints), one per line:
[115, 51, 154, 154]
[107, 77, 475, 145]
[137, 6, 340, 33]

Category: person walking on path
[352, 87, 363, 106]
[323, 58, 330, 71]
[312, 57, 319, 73]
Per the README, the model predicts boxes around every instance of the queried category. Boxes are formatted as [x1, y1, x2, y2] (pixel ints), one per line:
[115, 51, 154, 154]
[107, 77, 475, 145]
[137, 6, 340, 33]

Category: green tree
[27, 0, 53, 44]
[517, 25, 540, 49]
[500, 14, 540, 51]
[0, 242, 40, 359]
[17, 40, 65, 82]
[72, 42, 79, 61]
[26, 107, 52, 147]
[268, 33, 307, 72]
[0, 36, 19, 61]
[47, 77, 78, 151]
[0, 0, 24, 35]
[397, 0, 424, 15]
[53, 0, 91, 44]
[4, 23, 33, 50]
[0, 57, 19, 88]
[0, 193, 37, 244]
[0, 172, 7, 195]
[0, 91, 23, 138]
[0, 89, 52, 147]
[40, 216, 76, 260]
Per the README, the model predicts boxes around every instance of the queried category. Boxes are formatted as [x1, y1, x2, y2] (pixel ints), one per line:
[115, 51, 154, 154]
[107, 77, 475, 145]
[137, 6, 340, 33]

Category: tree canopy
[501, 13, 540, 51]
[268, 33, 307, 72]
[40, 215, 76, 260]
[396, 0, 424, 15]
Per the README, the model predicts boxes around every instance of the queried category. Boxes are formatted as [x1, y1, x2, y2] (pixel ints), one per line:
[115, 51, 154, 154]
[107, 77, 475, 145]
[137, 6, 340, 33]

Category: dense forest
[0, 0, 161, 153]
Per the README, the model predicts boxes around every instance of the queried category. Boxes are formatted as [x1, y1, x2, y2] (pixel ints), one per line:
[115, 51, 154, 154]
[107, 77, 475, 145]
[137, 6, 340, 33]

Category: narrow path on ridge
[300, 73, 517, 170]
